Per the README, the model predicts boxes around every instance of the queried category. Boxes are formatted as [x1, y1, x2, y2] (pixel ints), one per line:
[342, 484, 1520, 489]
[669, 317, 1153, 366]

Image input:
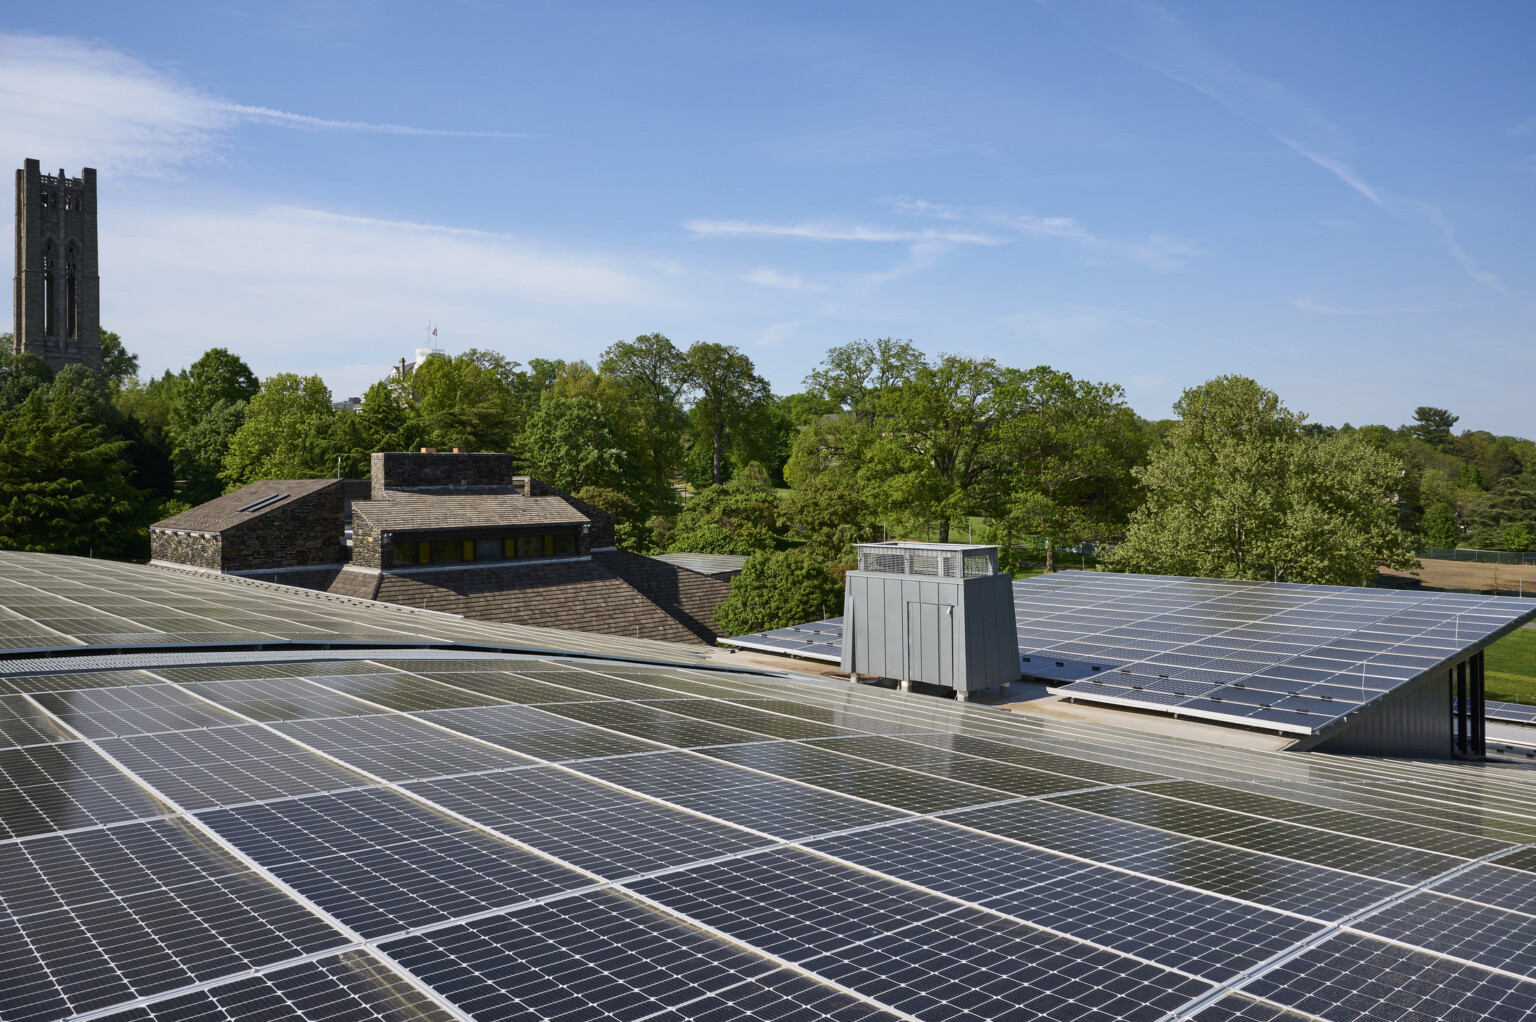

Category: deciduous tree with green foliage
[407, 349, 518, 452]
[662, 482, 779, 555]
[1106, 376, 1418, 585]
[600, 334, 689, 504]
[862, 354, 1023, 544]
[522, 396, 628, 493]
[993, 367, 1146, 571]
[778, 477, 878, 564]
[221, 373, 341, 487]
[684, 342, 771, 486]
[714, 549, 843, 635]
[1421, 503, 1461, 549]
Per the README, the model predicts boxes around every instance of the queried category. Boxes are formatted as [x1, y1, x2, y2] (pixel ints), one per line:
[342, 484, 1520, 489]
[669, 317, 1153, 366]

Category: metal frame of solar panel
[1488, 699, 1536, 726]
[5, 552, 1536, 1022]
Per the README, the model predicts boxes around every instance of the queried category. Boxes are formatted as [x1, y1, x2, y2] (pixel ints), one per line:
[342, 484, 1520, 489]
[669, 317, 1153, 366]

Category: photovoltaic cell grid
[1488, 699, 1536, 725]
[724, 570, 1536, 736]
[0, 548, 713, 666]
[2, 558, 1536, 1020]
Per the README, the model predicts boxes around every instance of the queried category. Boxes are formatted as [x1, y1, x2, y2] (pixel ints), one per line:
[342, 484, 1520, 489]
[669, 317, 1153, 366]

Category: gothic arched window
[42, 242, 55, 338]
[66, 245, 79, 339]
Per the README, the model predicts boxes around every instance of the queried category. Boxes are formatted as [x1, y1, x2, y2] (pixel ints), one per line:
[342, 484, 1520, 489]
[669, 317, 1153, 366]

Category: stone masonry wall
[371, 451, 523, 499]
[220, 484, 345, 572]
[352, 517, 385, 570]
[150, 530, 220, 569]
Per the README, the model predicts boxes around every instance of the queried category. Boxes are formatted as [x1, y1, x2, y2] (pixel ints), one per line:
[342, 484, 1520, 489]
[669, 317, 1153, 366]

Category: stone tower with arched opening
[13, 159, 100, 374]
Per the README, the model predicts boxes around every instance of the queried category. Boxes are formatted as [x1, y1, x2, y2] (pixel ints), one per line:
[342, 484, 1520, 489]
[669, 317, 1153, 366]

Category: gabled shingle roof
[151, 479, 341, 534]
[353, 493, 589, 533]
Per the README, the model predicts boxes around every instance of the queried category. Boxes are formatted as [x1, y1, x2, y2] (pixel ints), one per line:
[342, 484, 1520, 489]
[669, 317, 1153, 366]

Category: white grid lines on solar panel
[719, 617, 845, 663]
[31, 685, 245, 739]
[54, 673, 940, 1022]
[0, 740, 172, 840]
[0, 817, 347, 1022]
[1235, 930, 1536, 1022]
[1487, 700, 1536, 725]
[801, 817, 1325, 981]
[1428, 857, 1536, 916]
[622, 847, 1218, 1015]
[1342, 888, 1536, 980]
[84, 949, 463, 1022]
[94, 724, 378, 810]
[196, 788, 594, 939]
[380, 889, 905, 1022]
[939, 800, 1409, 920]
[1045, 786, 1473, 885]
[0, 693, 72, 749]
[567, 751, 916, 839]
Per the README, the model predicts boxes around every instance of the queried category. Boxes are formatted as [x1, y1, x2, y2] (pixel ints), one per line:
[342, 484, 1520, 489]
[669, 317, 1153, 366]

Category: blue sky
[2, 1, 1532, 434]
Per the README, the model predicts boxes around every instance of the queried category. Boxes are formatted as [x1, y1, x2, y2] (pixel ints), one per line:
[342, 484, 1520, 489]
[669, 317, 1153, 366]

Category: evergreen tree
[0, 367, 146, 558]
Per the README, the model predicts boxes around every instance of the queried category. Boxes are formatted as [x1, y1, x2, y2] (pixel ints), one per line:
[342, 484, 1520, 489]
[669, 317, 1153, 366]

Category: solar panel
[5, 551, 1536, 1022]
[723, 571, 1536, 738]
[1487, 699, 1536, 725]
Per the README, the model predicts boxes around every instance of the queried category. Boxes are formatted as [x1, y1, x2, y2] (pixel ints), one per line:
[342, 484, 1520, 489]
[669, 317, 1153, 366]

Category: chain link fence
[1422, 547, 1536, 566]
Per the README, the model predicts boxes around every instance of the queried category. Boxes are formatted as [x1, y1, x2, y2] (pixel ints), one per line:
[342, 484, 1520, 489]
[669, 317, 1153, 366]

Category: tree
[97, 328, 139, 388]
[0, 366, 147, 558]
[176, 401, 249, 502]
[714, 549, 843, 635]
[408, 350, 517, 452]
[171, 348, 258, 434]
[804, 338, 925, 419]
[1501, 522, 1531, 553]
[1464, 479, 1536, 551]
[778, 477, 877, 564]
[862, 354, 1022, 543]
[684, 342, 771, 486]
[994, 368, 1146, 571]
[600, 334, 689, 503]
[1106, 376, 1418, 585]
[1407, 407, 1458, 448]
[0, 351, 54, 412]
[221, 373, 340, 487]
[663, 483, 779, 555]
[573, 485, 648, 551]
[1421, 503, 1461, 549]
[522, 397, 628, 493]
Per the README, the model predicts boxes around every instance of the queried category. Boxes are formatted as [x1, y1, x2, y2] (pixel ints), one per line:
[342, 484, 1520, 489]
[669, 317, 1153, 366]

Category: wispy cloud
[1037, 0, 1520, 301]
[221, 104, 528, 138]
[0, 32, 520, 178]
[1289, 296, 1454, 315]
[742, 268, 814, 291]
[685, 219, 999, 245]
[1509, 115, 1536, 136]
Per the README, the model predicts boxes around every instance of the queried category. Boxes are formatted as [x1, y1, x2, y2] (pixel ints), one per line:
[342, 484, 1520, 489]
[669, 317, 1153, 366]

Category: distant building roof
[649, 552, 750, 579]
[353, 493, 589, 533]
[151, 478, 341, 533]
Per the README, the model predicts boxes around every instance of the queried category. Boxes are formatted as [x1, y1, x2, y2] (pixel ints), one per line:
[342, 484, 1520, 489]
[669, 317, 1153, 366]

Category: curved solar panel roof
[4, 553, 1536, 1021]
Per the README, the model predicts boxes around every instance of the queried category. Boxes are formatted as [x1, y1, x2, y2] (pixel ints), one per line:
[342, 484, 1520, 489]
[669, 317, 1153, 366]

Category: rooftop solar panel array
[0, 549, 712, 664]
[724, 571, 1536, 736]
[4, 638, 1536, 1021]
[5, 552, 1536, 1022]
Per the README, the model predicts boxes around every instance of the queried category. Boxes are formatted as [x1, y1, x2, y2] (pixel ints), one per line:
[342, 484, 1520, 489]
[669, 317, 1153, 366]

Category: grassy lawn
[1484, 627, 1536, 705]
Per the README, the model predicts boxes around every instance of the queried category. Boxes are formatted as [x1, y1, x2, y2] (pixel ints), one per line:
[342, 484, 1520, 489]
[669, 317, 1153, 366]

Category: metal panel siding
[842, 567, 1019, 691]
[1311, 669, 1452, 758]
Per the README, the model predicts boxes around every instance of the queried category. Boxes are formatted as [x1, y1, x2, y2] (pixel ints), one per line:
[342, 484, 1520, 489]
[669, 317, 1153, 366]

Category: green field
[1484, 627, 1536, 705]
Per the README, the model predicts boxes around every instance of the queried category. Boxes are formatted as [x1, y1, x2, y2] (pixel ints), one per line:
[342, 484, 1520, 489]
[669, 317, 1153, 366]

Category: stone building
[151, 450, 733, 645]
[13, 159, 100, 374]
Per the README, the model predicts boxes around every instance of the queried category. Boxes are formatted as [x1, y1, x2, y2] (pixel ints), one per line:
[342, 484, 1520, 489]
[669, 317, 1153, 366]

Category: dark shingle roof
[354, 493, 589, 533]
[372, 560, 705, 645]
[151, 479, 341, 533]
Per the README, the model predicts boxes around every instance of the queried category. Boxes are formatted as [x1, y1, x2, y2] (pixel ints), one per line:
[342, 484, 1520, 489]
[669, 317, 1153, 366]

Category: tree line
[1, 328, 1530, 630]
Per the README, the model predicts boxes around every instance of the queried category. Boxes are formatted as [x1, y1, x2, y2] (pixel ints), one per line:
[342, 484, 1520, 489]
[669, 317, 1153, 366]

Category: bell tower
[13, 159, 100, 374]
